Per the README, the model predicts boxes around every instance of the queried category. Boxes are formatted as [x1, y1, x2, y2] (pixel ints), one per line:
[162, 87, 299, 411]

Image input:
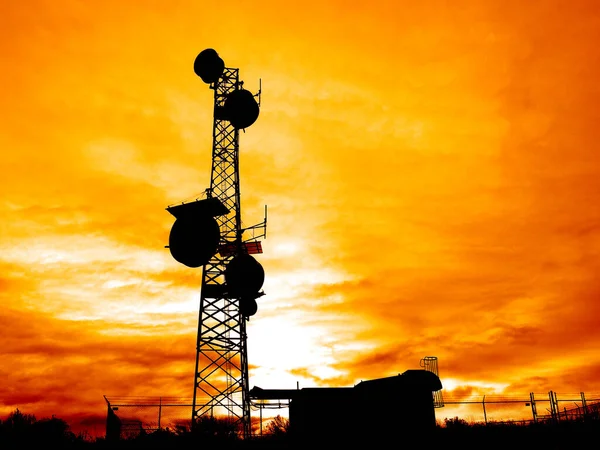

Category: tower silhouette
[166, 48, 266, 437]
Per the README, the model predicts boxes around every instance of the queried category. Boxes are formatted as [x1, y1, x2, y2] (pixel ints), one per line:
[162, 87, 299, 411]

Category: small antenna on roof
[256, 78, 262, 107]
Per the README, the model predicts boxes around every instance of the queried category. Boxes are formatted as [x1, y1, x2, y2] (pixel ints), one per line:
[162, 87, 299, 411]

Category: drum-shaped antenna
[169, 216, 220, 268]
[223, 89, 260, 129]
[240, 296, 258, 318]
[193, 48, 225, 84]
[225, 253, 265, 297]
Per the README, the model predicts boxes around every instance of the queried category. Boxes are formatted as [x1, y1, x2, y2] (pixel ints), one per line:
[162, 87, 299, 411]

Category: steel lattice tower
[193, 66, 246, 433]
[193, 69, 266, 436]
[167, 51, 265, 438]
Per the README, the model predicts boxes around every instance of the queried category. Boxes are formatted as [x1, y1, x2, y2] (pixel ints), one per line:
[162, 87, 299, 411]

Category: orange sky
[2, 0, 600, 434]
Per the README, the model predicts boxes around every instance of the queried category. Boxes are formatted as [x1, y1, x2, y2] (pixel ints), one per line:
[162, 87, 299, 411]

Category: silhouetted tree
[0, 408, 37, 444]
[444, 416, 470, 429]
[194, 415, 240, 439]
[2, 408, 37, 431]
[265, 415, 289, 437]
[0, 409, 87, 448]
[32, 416, 75, 443]
[173, 423, 191, 435]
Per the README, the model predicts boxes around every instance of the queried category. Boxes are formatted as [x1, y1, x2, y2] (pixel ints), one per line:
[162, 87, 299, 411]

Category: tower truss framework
[191, 67, 265, 437]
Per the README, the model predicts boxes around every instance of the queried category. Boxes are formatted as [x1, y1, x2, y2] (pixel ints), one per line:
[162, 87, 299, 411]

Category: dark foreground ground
[2, 416, 600, 449]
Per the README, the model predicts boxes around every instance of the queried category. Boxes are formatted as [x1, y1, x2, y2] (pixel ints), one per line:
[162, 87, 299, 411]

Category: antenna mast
[165, 49, 267, 437]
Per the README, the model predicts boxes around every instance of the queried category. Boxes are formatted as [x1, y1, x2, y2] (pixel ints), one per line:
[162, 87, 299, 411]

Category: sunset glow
[2, 0, 600, 434]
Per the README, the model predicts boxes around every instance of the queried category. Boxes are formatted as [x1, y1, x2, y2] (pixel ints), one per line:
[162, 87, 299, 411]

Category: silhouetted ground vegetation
[431, 416, 600, 449]
[2, 409, 600, 449]
[0, 408, 90, 449]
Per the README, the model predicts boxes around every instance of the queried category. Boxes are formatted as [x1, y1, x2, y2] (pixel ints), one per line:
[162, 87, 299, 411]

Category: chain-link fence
[104, 396, 193, 439]
[104, 391, 600, 440]
[439, 391, 600, 425]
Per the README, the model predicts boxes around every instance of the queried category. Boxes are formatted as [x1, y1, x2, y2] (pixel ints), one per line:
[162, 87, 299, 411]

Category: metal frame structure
[420, 356, 445, 408]
[191, 67, 265, 437]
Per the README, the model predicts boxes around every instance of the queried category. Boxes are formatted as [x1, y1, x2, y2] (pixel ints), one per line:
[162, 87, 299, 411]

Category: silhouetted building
[250, 369, 442, 443]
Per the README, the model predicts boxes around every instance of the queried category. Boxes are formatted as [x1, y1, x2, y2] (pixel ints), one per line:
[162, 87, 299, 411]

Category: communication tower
[166, 49, 266, 437]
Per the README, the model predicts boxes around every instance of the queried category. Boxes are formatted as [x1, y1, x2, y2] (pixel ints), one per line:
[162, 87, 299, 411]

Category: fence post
[530, 393, 537, 423]
[581, 392, 588, 418]
[548, 391, 559, 423]
[158, 397, 162, 430]
[483, 395, 487, 425]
